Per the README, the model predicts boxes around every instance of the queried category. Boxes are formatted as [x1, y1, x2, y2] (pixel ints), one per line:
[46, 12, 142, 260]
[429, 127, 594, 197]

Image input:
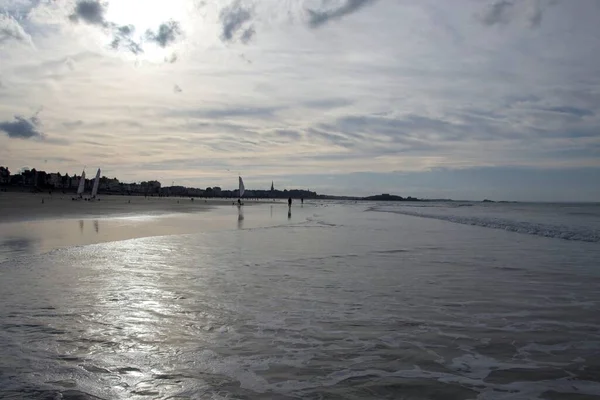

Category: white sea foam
[370, 203, 600, 242]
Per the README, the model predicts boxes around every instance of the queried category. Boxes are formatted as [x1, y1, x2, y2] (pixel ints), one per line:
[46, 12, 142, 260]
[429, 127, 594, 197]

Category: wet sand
[0, 192, 278, 223]
[0, 192, 291, 262]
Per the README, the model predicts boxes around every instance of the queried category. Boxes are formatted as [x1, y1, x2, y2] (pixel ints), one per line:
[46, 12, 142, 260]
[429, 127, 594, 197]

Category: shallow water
[1, 202, 599, 399]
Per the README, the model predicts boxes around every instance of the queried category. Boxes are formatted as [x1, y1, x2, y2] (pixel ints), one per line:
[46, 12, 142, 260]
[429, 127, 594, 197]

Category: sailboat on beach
[91, 168, 101, 200]
[239, 176, 245, 198]
[237, 176, 245, 206]
[76, 169, 86, 199]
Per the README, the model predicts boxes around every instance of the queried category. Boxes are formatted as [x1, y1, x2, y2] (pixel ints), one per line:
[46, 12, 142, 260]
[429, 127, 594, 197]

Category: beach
[0, 192, 280, 223]
[1, 198, 599, 399]
[0, 192, 286, 262]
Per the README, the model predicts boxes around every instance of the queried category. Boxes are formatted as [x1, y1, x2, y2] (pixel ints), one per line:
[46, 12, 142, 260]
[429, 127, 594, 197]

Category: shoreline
[0, 192, 282, 223]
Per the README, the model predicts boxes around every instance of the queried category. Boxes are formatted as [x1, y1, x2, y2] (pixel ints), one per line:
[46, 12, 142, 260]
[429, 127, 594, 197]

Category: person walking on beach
[288, 197, 292, 207]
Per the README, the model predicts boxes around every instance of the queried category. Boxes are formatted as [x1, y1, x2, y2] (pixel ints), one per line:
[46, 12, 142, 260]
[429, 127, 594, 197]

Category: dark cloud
[526, 0, 559, 28]
[68, 2, 181, 54]
[110, 24, 143, 54]
[69, 0, 108, 26]
[478, 0, 555, 28]
[307, 0, 378, 28]
[528, 2, 543, 27]
[478, 0, 514, 26]
[0, 114, 44, 140]
[543, 106, 594, 117]
[240, 26, 255, 44]
[146, 20, 181, 47]
[219, 0, 254, 43]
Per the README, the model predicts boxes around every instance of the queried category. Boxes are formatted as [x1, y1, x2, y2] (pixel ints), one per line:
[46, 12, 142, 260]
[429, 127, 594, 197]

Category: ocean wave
[370, 208, 600, 243]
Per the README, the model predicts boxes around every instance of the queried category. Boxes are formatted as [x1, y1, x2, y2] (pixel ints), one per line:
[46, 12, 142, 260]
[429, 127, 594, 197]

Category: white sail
[77, 170, 86, 196]
[239, 176, 245, 198]
[91, 168, 101, 198]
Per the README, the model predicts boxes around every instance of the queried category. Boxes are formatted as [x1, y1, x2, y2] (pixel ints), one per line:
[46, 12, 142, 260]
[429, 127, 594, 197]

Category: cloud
[173, 84, 182, 93]
[240, 26, 255, 44]
[62, 120, 84, 129]
[69, 0, 108, 26]
[170, 106, 280, 119]
[478, 0, 515, 26]
[165, 53, 178, 63]
[274, 129, 302, 140]
[146, 20, 182, 48]
[526, 0, 560, 27]
[307, 127, 357, 148]
[0, 13, 33, 46]
[0, 114, 44, 140]
[68, 1, 181, 54]
[303, 98, 353, 110]
[478, 0, 556, 28]
[219, 0, 254, 43]
[110, 24, 143, 54]
[543, 106, 594, 118]
[307, 0, 378, 28]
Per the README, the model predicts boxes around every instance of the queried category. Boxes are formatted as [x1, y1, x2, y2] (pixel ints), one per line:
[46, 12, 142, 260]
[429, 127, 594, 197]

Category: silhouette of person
[288, 197, 292, 207]
[301, 198, 304, 205]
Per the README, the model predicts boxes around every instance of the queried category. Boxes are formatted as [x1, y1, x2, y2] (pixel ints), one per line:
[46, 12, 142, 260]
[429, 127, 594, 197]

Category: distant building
[100, 178, 120, 191]
[21, 169, 35, 186]
[271, 181, 274, 191]
[48, 173, 62, 188]
[71, 175, 84, 190]
[0, 166, 9, 184]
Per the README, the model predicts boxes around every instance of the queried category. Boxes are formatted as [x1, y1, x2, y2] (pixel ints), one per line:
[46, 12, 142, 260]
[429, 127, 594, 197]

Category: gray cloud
[307, 127, 357, 148]
[68, 1, 181, 54]
[274, 129, 302, 140]
[479, 0, 514, 26]
[303, 98, 353, 110]
[110, 24, 143, 54]
[146, 20, 182, 48]
[173, 84, 182, 93]
[171, 106, 280, 119]
[69, 0, 108, 26]
[543, 106, 594, 118]
[307, 0, 378, 28]
[62, 120, 84, 129]
[165, 53, 178, 63]
[526, 0, 559, 28]
[478, 0, 555, 28]
[240, 26, 255, 44]
[219, 0, 254, 43]
[0, 114, 44, 140]
[528, 1, 543, 27]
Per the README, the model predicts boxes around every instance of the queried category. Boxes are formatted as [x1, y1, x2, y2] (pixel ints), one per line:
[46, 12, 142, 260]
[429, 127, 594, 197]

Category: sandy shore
[0, 192, 281, 223]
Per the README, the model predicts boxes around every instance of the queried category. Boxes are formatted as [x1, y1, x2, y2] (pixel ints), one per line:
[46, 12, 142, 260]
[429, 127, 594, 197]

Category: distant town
[0, 166, 321, 199]
[0, 166, 422, 201]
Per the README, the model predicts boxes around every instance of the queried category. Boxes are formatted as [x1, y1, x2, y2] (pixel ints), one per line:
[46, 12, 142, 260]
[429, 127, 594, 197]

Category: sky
[1, 0, 599, 201]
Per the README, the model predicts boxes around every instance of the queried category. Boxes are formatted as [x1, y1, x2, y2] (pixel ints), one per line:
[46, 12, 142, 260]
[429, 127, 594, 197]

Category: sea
[1, 201, 599, 399]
